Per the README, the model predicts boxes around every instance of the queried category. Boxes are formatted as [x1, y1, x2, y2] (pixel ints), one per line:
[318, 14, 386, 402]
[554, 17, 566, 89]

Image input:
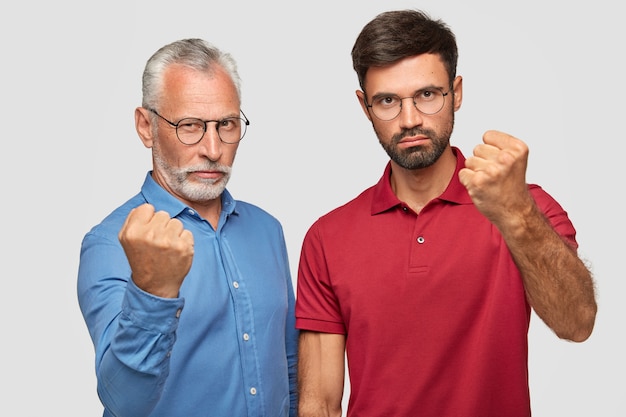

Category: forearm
[297, 331, 345, 417]
[97, 350, 163, 417]
[499, 201, 597, 341]
[286, 277, 300, 417]
[93, 280, 182, 416]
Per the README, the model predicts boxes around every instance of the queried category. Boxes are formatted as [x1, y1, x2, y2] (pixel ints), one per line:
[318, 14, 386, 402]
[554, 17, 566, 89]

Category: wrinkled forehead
[159, 65, 241, 118]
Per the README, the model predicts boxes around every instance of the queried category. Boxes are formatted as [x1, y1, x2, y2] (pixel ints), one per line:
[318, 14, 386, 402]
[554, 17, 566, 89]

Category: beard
[153, 141, 232, 203]
[375, 111, 454, 170]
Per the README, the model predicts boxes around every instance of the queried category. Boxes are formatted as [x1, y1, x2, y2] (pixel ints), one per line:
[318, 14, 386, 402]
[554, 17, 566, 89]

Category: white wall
[1, 0, 623, 415]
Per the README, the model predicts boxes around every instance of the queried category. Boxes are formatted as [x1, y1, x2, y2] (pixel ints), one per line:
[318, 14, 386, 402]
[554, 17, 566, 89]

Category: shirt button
[188, 209, 196, 216]
[233, 281, 239, 289]
[175, 308, 182, 318]
[417, 236, 425, 244]
[402, 206, 408, 212]
[250, 387, 257, 395]
[243, 333, 250, 341]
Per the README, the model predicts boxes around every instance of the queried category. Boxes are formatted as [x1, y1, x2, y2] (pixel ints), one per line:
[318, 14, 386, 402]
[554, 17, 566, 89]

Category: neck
[389, 146, 456, 214]
[151, 171, 223, 229]
[192, 199, 222, 229]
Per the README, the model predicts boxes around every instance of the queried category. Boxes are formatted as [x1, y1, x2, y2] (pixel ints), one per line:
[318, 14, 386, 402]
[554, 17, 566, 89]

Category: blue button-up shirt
[78, 172, 298, 417]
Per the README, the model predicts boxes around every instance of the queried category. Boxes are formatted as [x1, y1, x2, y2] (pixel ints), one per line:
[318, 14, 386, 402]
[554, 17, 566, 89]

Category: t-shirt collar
[371, 146, 473, 215]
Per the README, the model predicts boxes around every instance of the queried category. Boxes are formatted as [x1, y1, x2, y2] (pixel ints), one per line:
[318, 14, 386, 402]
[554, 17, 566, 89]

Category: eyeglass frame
[147, 108, 250, 145]
[363, 86, 451, 121]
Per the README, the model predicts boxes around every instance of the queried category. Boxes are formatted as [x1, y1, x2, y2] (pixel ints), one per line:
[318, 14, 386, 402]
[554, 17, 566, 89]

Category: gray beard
[153, 148, 231, 202]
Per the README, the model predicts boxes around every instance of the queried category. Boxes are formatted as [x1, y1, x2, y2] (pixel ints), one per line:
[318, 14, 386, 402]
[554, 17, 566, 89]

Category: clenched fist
[118, 203, 194, 298]
[458, 130, 534, 227]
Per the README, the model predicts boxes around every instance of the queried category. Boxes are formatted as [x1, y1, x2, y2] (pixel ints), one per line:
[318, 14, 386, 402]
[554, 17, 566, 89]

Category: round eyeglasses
[148, 108, 249, 145]
[365, 87, 450, 121]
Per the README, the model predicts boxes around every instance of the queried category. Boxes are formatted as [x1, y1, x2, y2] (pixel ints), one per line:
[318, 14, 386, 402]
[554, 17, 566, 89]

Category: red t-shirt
[295, 147, 577, 417]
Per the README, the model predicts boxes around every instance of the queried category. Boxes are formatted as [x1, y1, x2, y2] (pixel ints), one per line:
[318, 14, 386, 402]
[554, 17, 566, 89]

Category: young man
[77, 39, 297, 417]
[295, 10, 596, 417]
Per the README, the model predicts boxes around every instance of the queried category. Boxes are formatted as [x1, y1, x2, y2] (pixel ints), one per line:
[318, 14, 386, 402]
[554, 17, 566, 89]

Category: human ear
[452, 76, 463, 112]
[355, 90, 373, 121]
[135, 107, 154, 148]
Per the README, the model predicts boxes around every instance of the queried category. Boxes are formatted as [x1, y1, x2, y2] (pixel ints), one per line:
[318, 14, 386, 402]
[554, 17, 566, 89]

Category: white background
[1, 0, 623, 415]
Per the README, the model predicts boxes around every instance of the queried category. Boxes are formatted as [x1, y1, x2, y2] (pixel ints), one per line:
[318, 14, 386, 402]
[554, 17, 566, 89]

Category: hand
[118, 203, 194, 298]
[458, 130, 533, 226]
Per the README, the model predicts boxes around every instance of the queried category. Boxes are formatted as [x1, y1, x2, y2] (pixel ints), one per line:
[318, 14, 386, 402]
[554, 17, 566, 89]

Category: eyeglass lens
[370, 88, 447, 120]
[176, 117, 247, 145]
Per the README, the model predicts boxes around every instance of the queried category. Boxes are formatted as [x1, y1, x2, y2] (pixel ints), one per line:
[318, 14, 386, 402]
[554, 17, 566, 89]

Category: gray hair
[141, 38, 242, 110]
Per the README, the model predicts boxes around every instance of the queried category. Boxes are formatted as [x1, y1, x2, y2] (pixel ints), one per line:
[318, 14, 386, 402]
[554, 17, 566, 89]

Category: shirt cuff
[122, 278, 185, 334]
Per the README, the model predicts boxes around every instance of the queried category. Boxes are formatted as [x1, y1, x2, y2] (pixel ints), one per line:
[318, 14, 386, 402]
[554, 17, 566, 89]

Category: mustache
[391, 127, 434, 143]
[185, 162, 231, 174]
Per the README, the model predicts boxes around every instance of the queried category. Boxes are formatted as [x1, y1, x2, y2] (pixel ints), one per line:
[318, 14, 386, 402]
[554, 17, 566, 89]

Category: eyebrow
[370, 84, 446, 99]
[176, 112, 241, 122]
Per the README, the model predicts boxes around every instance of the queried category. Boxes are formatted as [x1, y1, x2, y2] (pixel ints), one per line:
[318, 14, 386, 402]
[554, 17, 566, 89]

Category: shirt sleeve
[529, 184, 578, 248]
[283, 250, 299, 417]
[295, 220, 347, 334]
[77, 228, 184, 417]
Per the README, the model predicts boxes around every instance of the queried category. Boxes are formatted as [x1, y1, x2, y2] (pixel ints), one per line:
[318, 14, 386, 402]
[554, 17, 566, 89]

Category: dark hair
[351, 9, 458, 89]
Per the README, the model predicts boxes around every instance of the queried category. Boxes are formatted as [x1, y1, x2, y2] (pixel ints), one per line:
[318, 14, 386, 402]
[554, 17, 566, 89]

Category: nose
[398, 97, 423, 129]
[197, 124, 223, 162]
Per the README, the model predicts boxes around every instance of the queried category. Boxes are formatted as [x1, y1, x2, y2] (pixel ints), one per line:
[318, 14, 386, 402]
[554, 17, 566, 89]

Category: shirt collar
[139, 171, 238, 218]
[371, 146, 473, 215]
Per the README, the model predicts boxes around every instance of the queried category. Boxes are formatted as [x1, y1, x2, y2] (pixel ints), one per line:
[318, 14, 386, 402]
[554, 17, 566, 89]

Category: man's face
[149, 64, 241, 205]
[357, 54, 462, 170]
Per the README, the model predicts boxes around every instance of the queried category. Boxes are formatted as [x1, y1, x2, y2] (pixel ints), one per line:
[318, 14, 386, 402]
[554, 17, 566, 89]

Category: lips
[397, 135, 429, 148]
[190, 170, 224, 182]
